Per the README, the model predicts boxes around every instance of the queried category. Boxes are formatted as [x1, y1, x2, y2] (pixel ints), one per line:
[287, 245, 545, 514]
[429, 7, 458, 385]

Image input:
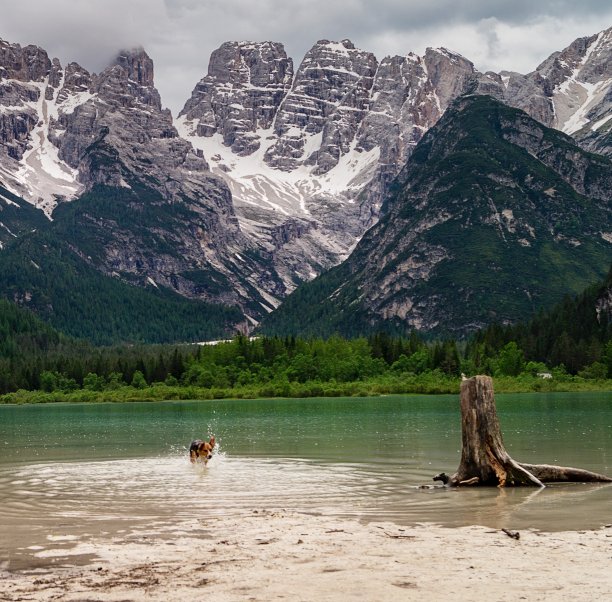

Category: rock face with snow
[52, 49, 215, 201]
[177, 40, 486, 293]
[262, 39, 378, 173]
[485, 27, 612, 153]
[181, 41, 294, 156]
[0, 41, 288, 321]
[536, 27, 612, 134]
[0, 39, 80, 213]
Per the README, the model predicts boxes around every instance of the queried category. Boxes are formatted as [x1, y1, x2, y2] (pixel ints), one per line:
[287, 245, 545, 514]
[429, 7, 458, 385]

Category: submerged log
[444, 376, 612, 488]
[518, 463, 612, 484]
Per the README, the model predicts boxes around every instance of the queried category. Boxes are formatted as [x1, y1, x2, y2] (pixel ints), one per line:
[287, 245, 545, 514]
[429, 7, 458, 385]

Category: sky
[1, 0, 611, 115]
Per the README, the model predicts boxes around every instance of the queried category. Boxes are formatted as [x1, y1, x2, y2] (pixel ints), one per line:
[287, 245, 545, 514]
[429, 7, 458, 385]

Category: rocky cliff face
[484, 27, 612, 153]
[177, 40, 487, 293]
[537, 27, 612, 135]
[262, 39, 378, 173]
[181, 41, 294, 156]
[0, 39, 80, 213]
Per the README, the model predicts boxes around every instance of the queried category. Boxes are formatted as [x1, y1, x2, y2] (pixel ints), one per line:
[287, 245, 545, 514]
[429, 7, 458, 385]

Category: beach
[2, 510, 611, 601]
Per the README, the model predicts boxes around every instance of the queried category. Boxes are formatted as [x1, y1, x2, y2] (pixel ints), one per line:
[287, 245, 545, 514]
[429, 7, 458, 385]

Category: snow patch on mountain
[175, 114, 380, 237]
[0, 74, 82, 215]
[552, 28, 612, 134]
[558, 78, 612, 134]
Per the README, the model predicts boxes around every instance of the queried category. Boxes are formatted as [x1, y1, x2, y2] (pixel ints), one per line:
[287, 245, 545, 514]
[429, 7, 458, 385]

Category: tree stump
[444, 376, 612, 488]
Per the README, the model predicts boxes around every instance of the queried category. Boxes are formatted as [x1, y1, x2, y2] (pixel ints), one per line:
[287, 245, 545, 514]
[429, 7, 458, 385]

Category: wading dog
[189, 436, 216, 464]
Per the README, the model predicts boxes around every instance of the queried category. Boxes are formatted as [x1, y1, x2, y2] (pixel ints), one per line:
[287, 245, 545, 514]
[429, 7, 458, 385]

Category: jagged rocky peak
[552, 27, 612, 157]
[205, 40, 292, 87]
[272, 43, 477, 176]
[489, 70, 554, 127]
[0, 38, 52, 82]
[264, 38, 378, 171]
[114, 47, 155, 87]
[0, 39, 54, 163]
[535, 28, 611, 89]
[531, 26, 612, 134]
[0, 37, 237, 222]
[357, 47, 476, 169]
[93, 47, 162, 111]
[56, 62, 92, 99]
[178, 37, 381, 171]
[577, 26, 612, 83]
[179, 41, 294, 155]
[0, 39, 80, 211]
[422, 47, 475, 106]
[458, 26, 612, 144]
[354, 53, 429, 182]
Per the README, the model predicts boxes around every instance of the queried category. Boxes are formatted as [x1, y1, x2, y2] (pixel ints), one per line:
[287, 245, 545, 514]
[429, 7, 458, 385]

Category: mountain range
[0, 27, 610, 341]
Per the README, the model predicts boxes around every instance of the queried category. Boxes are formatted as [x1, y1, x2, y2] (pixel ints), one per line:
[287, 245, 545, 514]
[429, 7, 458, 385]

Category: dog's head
[198, 436, 216, 462]
[190, 436, 216, 464]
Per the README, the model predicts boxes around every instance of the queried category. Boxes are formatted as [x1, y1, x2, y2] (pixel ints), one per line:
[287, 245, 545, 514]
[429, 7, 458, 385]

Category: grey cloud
[476, 18, 502, 61]
[0, 0, 164, 72]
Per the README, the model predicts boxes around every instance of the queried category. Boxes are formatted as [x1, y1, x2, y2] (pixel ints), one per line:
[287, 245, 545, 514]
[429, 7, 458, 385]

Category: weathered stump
[444, 376, 611, 488]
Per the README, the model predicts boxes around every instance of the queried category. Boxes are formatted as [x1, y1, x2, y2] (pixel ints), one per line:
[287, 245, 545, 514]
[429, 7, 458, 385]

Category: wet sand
[2, 511, 611, 601]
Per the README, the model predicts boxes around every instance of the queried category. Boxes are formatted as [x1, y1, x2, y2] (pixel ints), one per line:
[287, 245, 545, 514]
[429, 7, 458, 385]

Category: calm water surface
[0, 392, 610, 570]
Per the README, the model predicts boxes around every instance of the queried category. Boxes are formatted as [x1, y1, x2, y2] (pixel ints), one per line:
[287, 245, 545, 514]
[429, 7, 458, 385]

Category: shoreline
[1, 379, 611, 405]
[2, 511, 611, 601]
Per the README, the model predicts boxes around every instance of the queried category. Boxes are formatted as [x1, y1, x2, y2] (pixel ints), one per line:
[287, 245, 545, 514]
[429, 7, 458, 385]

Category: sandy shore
[1, 511, 611, 601]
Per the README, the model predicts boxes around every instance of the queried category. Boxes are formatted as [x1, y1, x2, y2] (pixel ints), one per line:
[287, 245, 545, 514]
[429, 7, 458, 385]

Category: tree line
[0, 265, 610, 398]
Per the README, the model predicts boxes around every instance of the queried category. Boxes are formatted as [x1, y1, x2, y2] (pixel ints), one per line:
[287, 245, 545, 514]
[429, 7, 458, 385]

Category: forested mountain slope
[260, 96, 612, 338]
[470, 264, 612, 374]
[0, 191, 244, 345]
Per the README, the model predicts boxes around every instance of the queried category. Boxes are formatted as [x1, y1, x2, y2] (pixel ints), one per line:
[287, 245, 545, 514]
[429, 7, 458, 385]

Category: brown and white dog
[189, 436, 216, 464]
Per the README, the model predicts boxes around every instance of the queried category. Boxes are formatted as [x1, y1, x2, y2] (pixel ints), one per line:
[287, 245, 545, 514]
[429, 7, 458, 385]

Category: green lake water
[0, 392, 610, 570]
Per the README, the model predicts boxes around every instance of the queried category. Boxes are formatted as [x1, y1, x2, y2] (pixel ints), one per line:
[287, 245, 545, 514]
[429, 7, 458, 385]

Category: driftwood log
[441, 375, 612, 488]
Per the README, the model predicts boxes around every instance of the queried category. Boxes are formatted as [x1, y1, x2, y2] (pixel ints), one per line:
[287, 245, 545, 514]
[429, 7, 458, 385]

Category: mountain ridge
[259, 95, 612, 338]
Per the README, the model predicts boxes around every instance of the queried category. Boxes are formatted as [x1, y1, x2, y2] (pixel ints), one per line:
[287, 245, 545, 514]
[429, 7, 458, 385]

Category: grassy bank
[1, 373, 610, 405]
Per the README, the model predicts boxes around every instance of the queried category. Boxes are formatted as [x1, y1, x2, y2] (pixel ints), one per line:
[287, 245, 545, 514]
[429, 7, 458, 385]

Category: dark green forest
[0, 265, 610, 402]
[469, 264, 612, 377]
[0, 298, 199, 394]
[0, 235, 242, 345]
[0, 184, 245, 345]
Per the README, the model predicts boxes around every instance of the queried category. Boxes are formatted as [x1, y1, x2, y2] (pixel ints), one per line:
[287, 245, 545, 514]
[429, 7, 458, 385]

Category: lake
[0, 392, 610, 570]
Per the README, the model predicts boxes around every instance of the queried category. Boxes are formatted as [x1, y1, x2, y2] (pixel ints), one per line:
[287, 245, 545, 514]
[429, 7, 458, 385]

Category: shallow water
[0, 392, 610, 570]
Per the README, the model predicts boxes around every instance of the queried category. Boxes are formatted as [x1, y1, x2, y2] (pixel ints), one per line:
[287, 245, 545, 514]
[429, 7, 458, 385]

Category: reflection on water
[0, 393, 610, 570]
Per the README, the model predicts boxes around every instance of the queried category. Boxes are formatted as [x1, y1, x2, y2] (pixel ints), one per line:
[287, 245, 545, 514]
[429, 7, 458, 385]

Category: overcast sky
[1, 0, 611, 115]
